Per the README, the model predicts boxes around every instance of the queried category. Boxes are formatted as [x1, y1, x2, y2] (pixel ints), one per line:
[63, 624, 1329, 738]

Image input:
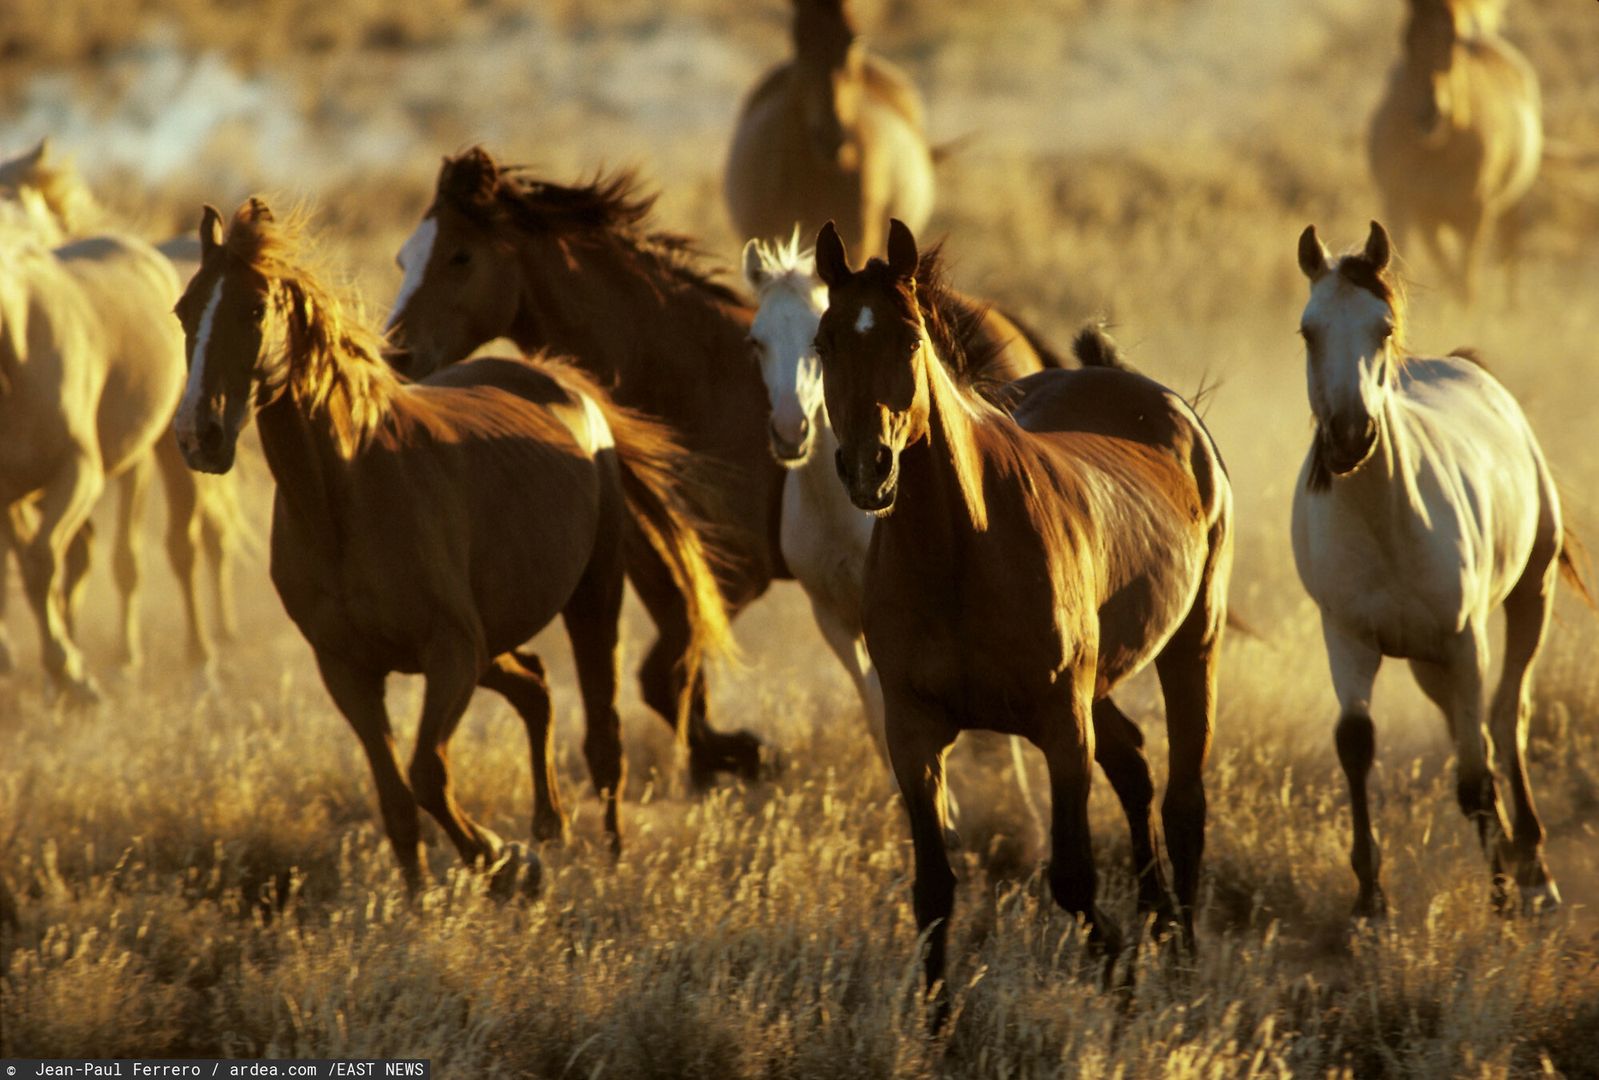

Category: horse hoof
[488, 842, 542, 901]
[50, 674, 102, 709]
[688, 729, 774, 789]
[531, 814, 570, 846]
[1350, 890, 1388, 922]
[1520, 881, 1562, 917]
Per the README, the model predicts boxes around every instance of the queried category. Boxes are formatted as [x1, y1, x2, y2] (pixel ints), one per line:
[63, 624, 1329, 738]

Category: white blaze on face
[1302, 272, 1393, 427]
[176, 277, 225, 445]
[751, 279, 828, 445]
[386, 216, 438, 332]
[854, 304, 875, 334]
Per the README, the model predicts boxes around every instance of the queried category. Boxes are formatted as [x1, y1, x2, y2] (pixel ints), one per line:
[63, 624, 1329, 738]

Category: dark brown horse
[814, 219, 1233, 1019]
[172, 199, 732, 889]
[383, 147, 783, 786]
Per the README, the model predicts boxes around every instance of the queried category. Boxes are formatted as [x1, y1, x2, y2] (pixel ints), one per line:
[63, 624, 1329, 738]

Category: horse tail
[1558, 524, 1595, 610]
[597, 395, 738, 741]
[999, 310, 1071, 370]
[1072, 323, 1129, 370]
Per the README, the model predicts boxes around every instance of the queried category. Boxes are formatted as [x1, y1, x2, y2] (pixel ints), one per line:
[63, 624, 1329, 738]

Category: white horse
[1292, 220, 1587, 917]
[742, 232, 1047, 838]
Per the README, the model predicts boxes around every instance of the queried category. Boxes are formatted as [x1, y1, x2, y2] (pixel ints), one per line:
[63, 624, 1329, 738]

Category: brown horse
[814, 219, 1232, 1018]
[172, 199, 732, 888]
[724, 0, 935, 265]
[1368, 0, 1541, 303]
[0, 138, 251, 673]
[383, 147, 782, 787]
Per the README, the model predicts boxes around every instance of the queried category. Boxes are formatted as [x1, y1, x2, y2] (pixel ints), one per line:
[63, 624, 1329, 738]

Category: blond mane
[223, 202, 398, 457]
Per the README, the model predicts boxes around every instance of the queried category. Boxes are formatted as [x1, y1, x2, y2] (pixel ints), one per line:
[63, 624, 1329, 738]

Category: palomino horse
[172, 199, 732, 887]
[0, 138, 250, 671]
[1369, 0, 1541, 303]
[724, 0, 934, 264]
[384, 147, 782, 787]
[0, 209, 217, 701]
[742, 229, 1055, 835]
[1293, 221, 1586, 916]
[815, 219, 1233, 1016]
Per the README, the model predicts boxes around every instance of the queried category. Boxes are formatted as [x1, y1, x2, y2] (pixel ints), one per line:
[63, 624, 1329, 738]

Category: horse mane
[910, 242, 1012, 394]
[748, 228, 818, 300]
[1333, 249, 1410, 349]
[223, 202, 397, 456]
[0, 144, 103, 239]
[436, 147, 745, 309]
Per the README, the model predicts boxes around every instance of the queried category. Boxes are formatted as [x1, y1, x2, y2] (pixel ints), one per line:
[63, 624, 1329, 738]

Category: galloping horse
[1, 209, 212, 701]
[173, 199, 732, 887]
[742, 229, 1055, 833]
[1369, 0, 1541, 303]
[0, 138, 250, 672]
[815, 219, 1232, 1017]
[384, 147, 781, 787]
[1293, 221, 1586, 916]
[724, 0, 934, 264]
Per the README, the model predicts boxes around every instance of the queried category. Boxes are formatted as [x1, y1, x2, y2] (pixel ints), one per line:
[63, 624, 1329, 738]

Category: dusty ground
[3, 1, 1599, 1075]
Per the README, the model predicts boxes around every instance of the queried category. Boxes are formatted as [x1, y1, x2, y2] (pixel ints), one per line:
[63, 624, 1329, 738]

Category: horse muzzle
[1319, 418, 1378, 476]
[836, 444, 898, 515]
[769, 417, 814, 468]
[176, 415, 238, 475]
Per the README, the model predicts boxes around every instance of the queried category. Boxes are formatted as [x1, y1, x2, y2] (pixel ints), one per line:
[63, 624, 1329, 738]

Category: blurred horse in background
[0, 208, 201, 701]
[815, 219, 1232, 1020]
[1293, 221, 1587, 918]
[724, 0, 934, 265]
[0, 138, 252, 665]
[1368, 0, 1541, 303]
[173, 199, 733, 887]
[384, 146, 781, 788]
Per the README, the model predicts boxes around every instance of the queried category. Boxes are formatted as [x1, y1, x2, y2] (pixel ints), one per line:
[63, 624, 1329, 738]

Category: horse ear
[815, 221, 849, 288]
[244, 197, 274, 224]
[1364, 220, 1392, 272]
[199, 204, 224, 257]
[741, 239, 767, 290]
[1297, 225, 1330, 281]
[886, 219, 918, 279]
[441, 146, 498, 206]
[24, 138, 49, 167]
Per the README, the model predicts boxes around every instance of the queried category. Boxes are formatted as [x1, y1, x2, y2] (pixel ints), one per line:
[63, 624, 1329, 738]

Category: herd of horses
[1, 0, 1587, 1022]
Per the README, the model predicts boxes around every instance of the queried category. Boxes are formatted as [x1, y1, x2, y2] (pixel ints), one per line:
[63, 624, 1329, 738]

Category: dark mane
[911, 242, 1010, 392]
[436, 147, 745, 309]
[1334, 250, 1409, 346]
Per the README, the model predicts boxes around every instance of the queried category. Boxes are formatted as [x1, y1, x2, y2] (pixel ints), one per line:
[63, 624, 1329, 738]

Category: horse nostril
[797, 416, 811, 441]
[197, 417, 225, 456]
[835, 448, 848, 483]
[873, 444, 892, 479]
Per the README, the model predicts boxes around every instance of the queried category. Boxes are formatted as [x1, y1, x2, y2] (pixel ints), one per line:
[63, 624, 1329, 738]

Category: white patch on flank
[854, 305, 875, 334]
[386, 216, 438, 331]
[579, 391, 615, 452]
[177, 278, 224, 440]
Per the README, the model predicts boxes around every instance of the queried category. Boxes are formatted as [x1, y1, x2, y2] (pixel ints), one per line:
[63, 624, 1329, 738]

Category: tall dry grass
[4, 0, 1599, 1075]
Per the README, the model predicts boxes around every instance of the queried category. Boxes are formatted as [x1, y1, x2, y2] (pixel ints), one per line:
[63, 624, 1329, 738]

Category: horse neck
[509, 235, 749, 386]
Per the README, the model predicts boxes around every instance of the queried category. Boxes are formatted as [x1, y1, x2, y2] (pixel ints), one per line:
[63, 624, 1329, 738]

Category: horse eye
[250, 303, 266, 320]
[449, 249, 471, 267]
[1378, 323, 1394, 340]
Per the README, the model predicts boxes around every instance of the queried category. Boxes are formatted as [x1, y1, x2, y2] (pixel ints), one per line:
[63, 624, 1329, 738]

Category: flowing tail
[595, 395, 737, 741]
[1559, 524, 1595, 610]
[1072, 323, 1129, 370]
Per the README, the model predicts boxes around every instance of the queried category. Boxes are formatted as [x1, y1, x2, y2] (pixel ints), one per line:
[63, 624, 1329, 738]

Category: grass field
[4, 1, 1599, 1075]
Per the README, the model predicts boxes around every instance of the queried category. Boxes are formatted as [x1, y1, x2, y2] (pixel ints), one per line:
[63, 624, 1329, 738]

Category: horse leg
[1092, 696, 1176, 932]
[153, 435, 212, 669]
[408, 643, 507, 871]
[1489, 549, 1560, 912]
[1494, 202, 1526, 310]
[61, 523, 93, 639]
[807, 593, 886, 764]
[1416, 623, 1516, 910]
[479, 651, 567, 846]
[1039, 667, 1122, 966]
[0, 515, 14, 674]
[313, 652, 424, 891]
[883, 685, 959, 1027]
[19, 451, 103, 703]
[1326, 623, 1386, 918]
[563, 548, 628, 856]
[631, 547, 763, 786]
[110, 459, 152, 670]
[1454, 204, 1489, 307]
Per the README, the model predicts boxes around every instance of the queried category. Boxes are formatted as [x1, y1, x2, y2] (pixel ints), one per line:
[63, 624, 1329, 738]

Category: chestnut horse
[815, 219, 1232, 1018]
[1368, 0, 1541, 303]
[1293, 221, 1587, 917]
[173, 199, 732, 889]
[384, 147, 780, 787]
[724, 0, 934, 265]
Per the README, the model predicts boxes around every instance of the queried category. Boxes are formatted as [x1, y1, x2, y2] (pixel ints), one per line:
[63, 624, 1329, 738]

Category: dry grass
[4, 0, 1599, 1075]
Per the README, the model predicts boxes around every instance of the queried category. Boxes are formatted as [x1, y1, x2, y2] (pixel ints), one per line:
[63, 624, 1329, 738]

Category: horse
[171, 198, 734, 889]
[1368, 0, 1541, 304]
[741, 229, 1057, 836]
[0, 208, 219, 702]
[724, 0, 934, 265]
[383, 146, 783, 788]
[0, 138, 250, 671]
[814, 218, 1233, 1019]
[1292, 220, 1587, 917]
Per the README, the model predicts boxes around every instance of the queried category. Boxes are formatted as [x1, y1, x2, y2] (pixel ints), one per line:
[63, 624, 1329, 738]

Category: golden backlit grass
[4, 0, 1599, 1075]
